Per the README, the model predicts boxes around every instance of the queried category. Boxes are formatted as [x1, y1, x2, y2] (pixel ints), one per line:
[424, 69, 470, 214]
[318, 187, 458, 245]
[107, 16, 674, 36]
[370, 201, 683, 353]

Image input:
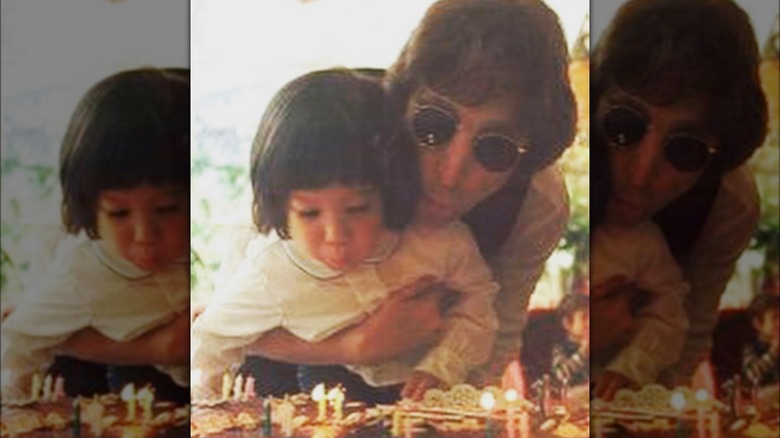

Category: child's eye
[106, 209, 130, 219]
[297, 209, 320, 219]
[156, 203, 181, 214]
[346, 203, 371, 215]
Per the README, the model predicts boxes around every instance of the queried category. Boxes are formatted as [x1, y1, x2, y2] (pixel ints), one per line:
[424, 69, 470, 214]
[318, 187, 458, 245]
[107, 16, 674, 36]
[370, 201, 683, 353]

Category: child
[191, 69, 499, 403]
[590, 220, 689, 400]
[551, 293, 589, 387]
[1, 68, 190, 403]
[742, 292, 779, 387]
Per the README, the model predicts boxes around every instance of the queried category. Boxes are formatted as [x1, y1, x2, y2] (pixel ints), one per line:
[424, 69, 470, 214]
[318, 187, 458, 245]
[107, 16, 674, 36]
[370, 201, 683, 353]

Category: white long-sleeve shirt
[474, 165, 570, 383]
[591, 222, 690, 386]
[1, 236, 190, 402]
[191, 221, 498, 401]
[671, 166, 760, 382]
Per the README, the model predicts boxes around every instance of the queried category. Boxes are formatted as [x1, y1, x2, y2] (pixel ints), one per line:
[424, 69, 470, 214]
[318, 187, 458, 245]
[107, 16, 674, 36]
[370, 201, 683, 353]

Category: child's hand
[402, 371, 443, 401]
[593, 370, 635, 401]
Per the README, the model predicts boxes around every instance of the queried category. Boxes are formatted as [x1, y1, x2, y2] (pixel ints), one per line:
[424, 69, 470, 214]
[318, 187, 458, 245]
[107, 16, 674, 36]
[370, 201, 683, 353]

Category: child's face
[96, 184, 188, 271]
[287, 184, 386, 271]
[563, 309, 590, 343]
[753, 308, 780, 343]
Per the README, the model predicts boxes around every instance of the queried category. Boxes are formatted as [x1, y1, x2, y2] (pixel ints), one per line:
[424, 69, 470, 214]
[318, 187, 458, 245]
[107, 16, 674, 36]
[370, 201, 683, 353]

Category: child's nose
[324, 217, 348, 243]
[134, 217, 160, 243]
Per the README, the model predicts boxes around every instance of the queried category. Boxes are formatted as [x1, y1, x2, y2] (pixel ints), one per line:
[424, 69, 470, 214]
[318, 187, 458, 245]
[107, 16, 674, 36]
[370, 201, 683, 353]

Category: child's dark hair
[558, 293, 589, 320]
[59, 67, 190, 238]
[251, 69, 420, 238]
[748, 293, 780, 319]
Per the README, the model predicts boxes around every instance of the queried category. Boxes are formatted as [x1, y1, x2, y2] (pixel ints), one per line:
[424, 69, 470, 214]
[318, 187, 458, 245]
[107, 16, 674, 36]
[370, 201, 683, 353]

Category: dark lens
[665, 135, 711, 172]
[412, 106, 457, 148]
[474, 136, 519, 172]
[602, 106, 647, 147]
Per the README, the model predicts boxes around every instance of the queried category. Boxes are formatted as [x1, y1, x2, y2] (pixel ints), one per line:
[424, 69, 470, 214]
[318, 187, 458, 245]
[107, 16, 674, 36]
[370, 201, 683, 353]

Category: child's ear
[561, 315, 573, 331]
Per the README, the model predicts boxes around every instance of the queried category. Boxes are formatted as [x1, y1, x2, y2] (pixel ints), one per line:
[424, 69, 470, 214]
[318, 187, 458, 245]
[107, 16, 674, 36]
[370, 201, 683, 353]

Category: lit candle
[327, 386, 345, 422]
[481, 391, 496, 438]
[391, 409, 402, 437]
[278, 396, 296, 437]
[519, 410, 531, 438]
[594, 416, 604, 438]
[53, 376, 66, 401]
[695, 389, 708, 438]
[709, 410, 720, 438]
[31, 372, 42, 401]
[262, 397, 272, 437]
[504, 389, 518, 438]
[72, 398, 81, 437]
[221, 371, 232, 401]
[312, 383, 327, 422]
[404, 412, 413, 438]
[121, 383, 136, 422]
[233, 374, 244, 401]
[136, 387, 154, 422]
[42, 374, 52, 401]
[671, 391, 686, 438]
[243, 376, 257, 401]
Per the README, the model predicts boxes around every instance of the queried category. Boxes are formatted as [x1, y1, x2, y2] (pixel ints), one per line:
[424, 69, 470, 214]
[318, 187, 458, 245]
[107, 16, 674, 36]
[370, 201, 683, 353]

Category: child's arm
[410, 223, 499, 392]
[601, 224, 690, 390]
[1, 268, 90, 401]
[190, 253, 286, 401]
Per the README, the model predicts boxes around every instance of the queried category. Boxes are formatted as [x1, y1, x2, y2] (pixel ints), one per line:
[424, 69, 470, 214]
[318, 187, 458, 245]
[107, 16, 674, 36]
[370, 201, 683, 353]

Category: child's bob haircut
[251, 69, 420, 238]
[747, 292, 780, 320]
[558, 292, 589, 320]
[59, 67, 190, 238]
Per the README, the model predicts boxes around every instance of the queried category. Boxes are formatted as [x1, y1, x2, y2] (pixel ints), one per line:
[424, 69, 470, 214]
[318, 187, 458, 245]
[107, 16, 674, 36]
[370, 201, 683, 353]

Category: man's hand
[401, 371, 443, 401]
[593, 370, 636, 401]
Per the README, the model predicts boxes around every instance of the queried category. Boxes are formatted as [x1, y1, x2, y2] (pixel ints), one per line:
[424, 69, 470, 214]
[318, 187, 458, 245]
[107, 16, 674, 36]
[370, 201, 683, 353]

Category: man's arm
[246, 277, 447, 365]
[58, 310, 190, 366]
[475, 165, 569, 384]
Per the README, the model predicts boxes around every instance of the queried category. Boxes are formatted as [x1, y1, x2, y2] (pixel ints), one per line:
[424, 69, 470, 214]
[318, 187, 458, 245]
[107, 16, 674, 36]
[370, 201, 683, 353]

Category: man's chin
[415, 202, 459, 227]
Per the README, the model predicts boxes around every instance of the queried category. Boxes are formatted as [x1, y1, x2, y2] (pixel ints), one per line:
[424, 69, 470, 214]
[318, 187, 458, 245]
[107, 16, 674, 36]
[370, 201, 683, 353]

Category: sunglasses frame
[411, 104, 527, 173]
[600, 104, 717, 173]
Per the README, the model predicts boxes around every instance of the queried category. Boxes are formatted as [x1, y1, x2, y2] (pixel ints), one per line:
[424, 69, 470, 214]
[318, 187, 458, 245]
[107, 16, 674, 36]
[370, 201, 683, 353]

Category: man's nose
[437, 130, 472, 189]
[628, 131, 664, 190]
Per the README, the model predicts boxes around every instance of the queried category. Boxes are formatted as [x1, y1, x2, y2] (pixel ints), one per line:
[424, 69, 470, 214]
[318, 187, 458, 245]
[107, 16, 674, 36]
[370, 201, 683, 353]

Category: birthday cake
[591, 384, 780, 438]
[0, 378, 188, 438]
[190, 382, 590, 438]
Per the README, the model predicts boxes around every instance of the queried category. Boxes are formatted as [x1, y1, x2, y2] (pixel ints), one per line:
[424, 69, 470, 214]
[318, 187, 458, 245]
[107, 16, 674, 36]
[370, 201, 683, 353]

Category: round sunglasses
[410, 104, 527, 173]
[600, 105, 717, 173]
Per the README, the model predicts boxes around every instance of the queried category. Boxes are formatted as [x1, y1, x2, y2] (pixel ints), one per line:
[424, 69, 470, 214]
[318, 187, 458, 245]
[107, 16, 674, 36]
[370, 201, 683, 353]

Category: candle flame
[480, 391, 496, 410]
[501, 360, 526, 399]
[670, 392, 686, 411]
[504, 389, 519, 402]
[120, 383, 135, 401]
[137, 386, 154, 401]
[695, 389, 708, 403]
[327, 386, 344, 400]
[312, 383, 325, 401]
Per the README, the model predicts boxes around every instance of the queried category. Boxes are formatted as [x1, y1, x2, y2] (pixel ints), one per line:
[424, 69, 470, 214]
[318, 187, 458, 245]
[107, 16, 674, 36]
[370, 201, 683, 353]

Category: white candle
[671, 391, 686, 438]
[504, 389, 518, 438]
[695, 389, 708, 438]
[520, 411, 531, 438]
[709, 411, 720, 438]
[221, 371, 232, 401]
[312, 383, 327, 422]
[481, 391, 496, 438]
[391, 409, 402, 437]
[136, 387, 154, 422]
[42, 374, 52, 401]
[233, 374, 244, 401]
[327, 386, 344, 422]
[31, 372, 42, 401]
[121, 384, 136, 422]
